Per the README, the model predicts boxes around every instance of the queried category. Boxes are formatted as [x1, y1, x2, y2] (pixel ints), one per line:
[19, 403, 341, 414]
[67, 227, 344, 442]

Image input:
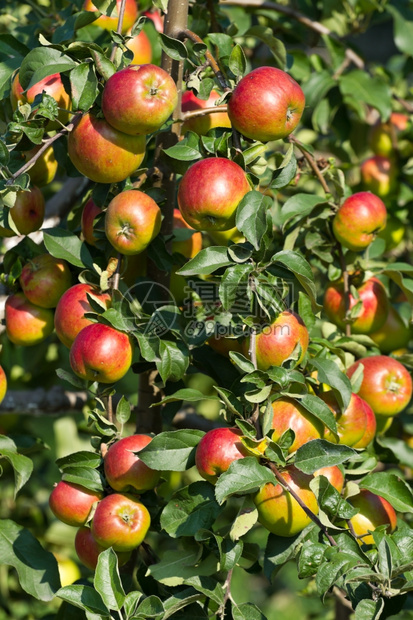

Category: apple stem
[289, 135, 330, 195]
[109, 0, 128, 62]
[338, 245, 352, 338]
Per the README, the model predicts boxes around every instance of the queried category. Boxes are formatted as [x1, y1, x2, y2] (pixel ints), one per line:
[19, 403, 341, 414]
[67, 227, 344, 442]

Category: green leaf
[94, 548, 125, 611]
[281, 193, 326, 228]
[230, 495, 258, 541]
[0, 520, 60, 601]
[163, 588, 203, 619]
[309, 358, 352, 411]
[138, 429, 204, 471]
[270, 155, 297, 190]
[229, 44, 247, 77]
[271, 250, 319, 307]
[219, 264, 252, 311]
[183, 575, 224, 605]
[264, 526, 315, 581]
[56, 450, 101, 471]
[56, 368, 87, 389]
[0, 435, 33, 496]
[70, 62, 98, 111]
[245, 25, 286, 68]
[147, 549, 218, 586]
[387, 5, 413, 56]
[339, 70, 392, 121]
[57, 585, 110, 616]
[43, 228, 94, 269]
[298, 541, 326, 578]
[0, 140, 10, 167]
[163, 143, 203, 161]
[115, 395, 131, 425]
[158, 388, 219, 405]
[295, 440, 356, 475]
[62, 466, 105, 493]
[233, 602, 267, 620]
[316, 554, 361, 599]
[215, 457, 275, 505]
[376, 436, 413, 468]
[354, 598, 384, 620]
[90, 50, 115, 80]
[310, 475, 357, 520]
[157, 340, 189, 383]
[135, 595, 164, 618]
[159, 33, 188, 60]
[161, 481, 222, 537]
[302, 70, 335, 110]
[0, 34, 30, 97]
[360, 472, 413, 514]
[123, 591, 143, 618]
[299, 394, 337, 435]
[176, 247, 231, 276]
[235, 191, 271, 251]
[19, 47, 77, 90]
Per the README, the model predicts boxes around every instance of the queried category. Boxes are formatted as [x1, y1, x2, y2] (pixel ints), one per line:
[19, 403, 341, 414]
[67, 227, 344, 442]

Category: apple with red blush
[195, 427, 250, 484]
[5, 293, 54, 346]
[270, 397, 324, 453]
[20, 254, 72, 309]
[181, 90, 231, 135]
[91, 493, 151, 552]
[75, 526, 131, 570]
[49, 480, 102, 527]
[348, 489, 397, 545]
[104, 435, 160, 493]
[333, 192, 387, 252]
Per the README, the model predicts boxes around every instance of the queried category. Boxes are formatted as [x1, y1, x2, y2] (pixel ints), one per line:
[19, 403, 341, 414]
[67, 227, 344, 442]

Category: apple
[323, 276, 389, 335]
[126, 29, 152, 65]
[102, 65, 178, 136]
[208, 226, 244, 245]
[11, 72, 71, 129]
[91, 493, 151, 552]
[195, 427, 250, 484]
[322, 392, 376, 447]
[227, 67, 305, 142]
[54, 555, 81, 586]
[270, 397, 324, 453]
[75, 526, 131, 570]
[253, 466, 318, 537]
[332, 192, 387, 252]
[246, 311, 309, 371]
[352, 403, 377, 449]
[49, 480, 102, 527]
[313, 465, 345, 493]
[0, 365, 7, 406]
[70, 323, 133, 383]
[378, 215, 405, 252]
[105, 190, 162, 255]
[83, 0, 137, 33]
[7, 187, 45, 236]
[104, 435, 160, 493]
[348, 489, 397, 545]
[177, 158, 250, 232]
[54, 283, 112, 348]
[22, 145, 58, 187]
[370, 306, 411, 354]
[143, 9, 164, 32]
[360, 155, 397, 197]
[207, 335, 243, 358]
[68, 113, 146, 184]
[20, 254, 72, 308]
[181, 90, 231, 136]
[5, 293, 54, 346]
[369, 112, 409, 156]
[81, 199, 102, 246]
[347, 355, 413, 417]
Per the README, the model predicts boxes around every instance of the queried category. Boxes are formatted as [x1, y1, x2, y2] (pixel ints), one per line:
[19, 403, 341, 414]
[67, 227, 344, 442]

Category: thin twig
[393, 95, 413, 113]
[106, 252, 123, 424]
[290, 135, 330, 194]
[338, 245, 351, 338]
[182, 105, 228, 120]
[110, 0, 128, 62]
[181, 28, 230, 92]
[219, 568, 234, 618]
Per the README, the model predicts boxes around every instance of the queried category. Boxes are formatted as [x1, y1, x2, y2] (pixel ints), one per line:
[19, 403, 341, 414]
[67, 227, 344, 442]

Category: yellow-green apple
[378, 216, 404, 252]
[70, 323, 133, 383]
[245, 311, 309, 371]
[54, 555, 81, 586]
[181, 90, 231, 135]
[7, 187, 45, 236]
[323, 276, 389, 335]
[170, 208, 202, 303]
[347, 355, 412, 417]
[11, 72, 71, 129]
[68, 113, 146, 183]
[207, 335, 244, 358]
[253, 466, 318, 537]
[321, 392, 376, 447]
[227, 67, 305, 142]
[20, 254, 72, 309]
[83, 0, 137, 32]
[5, 293, 54, 346]
[91, 493, 151, 552]
[369, 112, 409, 156]
[102, 65, 178, 136]
[332, 192, 387, 252]
[270, 397, 324, 453]
[370, 306, 411, 354]
[208, 226, 244, 245]
[49, 480, 102, 527]
[177, 157, 250, 232]
[105, 190, 161, 255]
[81, 199, 102, 246]
[0, 366, 7, 406]
[360, 155, 397, 198]
[352, 403, 377, 449]
[104, 435, 160, 493]
[195, 427, 250, 484]
[75, 526, 131, 570]
[54, 283, 111, 348]
[21, 145, 58, 187]
[348, 489, 397, 545]
[313, 465, 345, 493]
[126, 29, 152, 65]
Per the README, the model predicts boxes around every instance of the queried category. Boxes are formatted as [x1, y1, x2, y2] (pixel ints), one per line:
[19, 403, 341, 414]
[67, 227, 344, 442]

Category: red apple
[75, 526, 131, 570]
[49, 480, 102, 527]
[333, 192, 387, 252]
[0, 365, 7, 406]
[5, 293, 54, 346]
[81, 199, 102, 246]
[370, 306, 412, 354]
[105, 190, 162, 255]
[270, 397, 324, 453]
[126, 29, 152, 65]
[20, 254, 72, 309]
[54, 283, 112, 349]
[177, 158, 250, 231]
[322, 392, 376, 447]
[143, 9, 164, 32]
[83, 0, 137, 33]
[323, 276, 389, 335]
[195, 427, 250, 484]
[70, 323, 133, 383]
[348, 489, 397, 545]
[68, 113, 146, 183]
[347, 355, 412, 417]
[181, 90, 231, 135]
[254, 466, 318, 537]
[314, 465, 345, 493]
[91, 493, 151, 552]
[360, 155, 397, 197]
[11, 72, 71, 129]
[227, 67, 305, 142]
[104, 435, 160, 493]
[8, 187, 45, 236]
[352, 403, 377, 449]
[22, 145, 58, 187]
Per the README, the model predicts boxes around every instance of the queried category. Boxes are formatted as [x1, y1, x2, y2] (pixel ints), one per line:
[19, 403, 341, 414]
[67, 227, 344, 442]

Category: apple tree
[1, 0, 413, 619]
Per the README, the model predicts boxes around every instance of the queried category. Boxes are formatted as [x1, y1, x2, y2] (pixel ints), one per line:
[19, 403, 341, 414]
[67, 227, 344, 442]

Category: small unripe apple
[5, 293, 54, 346]
[348, 489, 397, 545]
[49, 480, 102, 527]
[370, 306, 412, 354]
[378, 215, 405, 252]
[360, 155, 397, 197]
[23, 146, 58, 187]
[91, 493, 151, 552]
[83, 0, 137, 32]
[81, 199, 102, 246]
[314, 465, 345, 493]
[126, 29, 152, 65]
[20, 254, 72, 309]
[0, 365, 7, 406]
[11, 72, 71, 129]
[9, 187, 45, 236]
[195, 427, 250, 484]
[54, 555, 81, 586]
[271, 397, 324, 453]
[208, 227, 244, 245]
[70, 323, 133, 383]
[207, 335, 243, 358]
[181, 90, 231, 135]
[333, 192, 387, 252]
[322, 392, 376, 447]
[104, 435, 160, 493]
[75, 526, 131, 570]
[369, 112, 409, 157]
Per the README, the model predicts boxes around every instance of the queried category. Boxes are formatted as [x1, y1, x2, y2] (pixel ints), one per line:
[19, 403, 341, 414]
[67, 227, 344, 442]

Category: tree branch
[181, 28, 230, 92]
[0, 387, 89, 416]
[290, 135, 330, 195]
[338, 244, 351, 338]
[110, 0, 128, 62]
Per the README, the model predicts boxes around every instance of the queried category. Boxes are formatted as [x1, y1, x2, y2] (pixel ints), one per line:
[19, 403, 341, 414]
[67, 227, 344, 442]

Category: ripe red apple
[49, 480, 102, 527]
[5, 293, 54, 346]
[143, 9, 164, 32]
[322, 392, 376, 447]
[22, 145, 58, 187]
[348, 489, 397, 545]
[105, 190, 162, 255]
[370, 305, 411, 354]
[75, 526, 131, 570]
[178, 158, 250, 231]
[104, 435, 160, 493]
[70, 323, 133, 383]
[195, 427, 250, 484]
[81, 199, 102, 246]
[369, 112, 409, 156]
[254, 466, 318, 537]
[126, 29, 152, 65]
[360, 155, 397, 197]
[83, 0, 137, 32]
[91, 493, 151, 552]
[270, 397, 324, 453]
[347, 355, 412, 417]
[314, 465, 345, 493]
[7, 187, 45, 236]
[102, 65, 178, 136]
[181, 90, 231, 136]
[323, 276, 389, 335]
[227, 67, 305, 142]
[54, 283, 111, 349]
[246, 311, 309, 371]
[352, 403, 377, 449]
[11, 72, 71, 129]
[68, 113, 146, 184]
[333, 192, 387, 253]
[20, 254, 72, 309]
[0, 365, 7, 406]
